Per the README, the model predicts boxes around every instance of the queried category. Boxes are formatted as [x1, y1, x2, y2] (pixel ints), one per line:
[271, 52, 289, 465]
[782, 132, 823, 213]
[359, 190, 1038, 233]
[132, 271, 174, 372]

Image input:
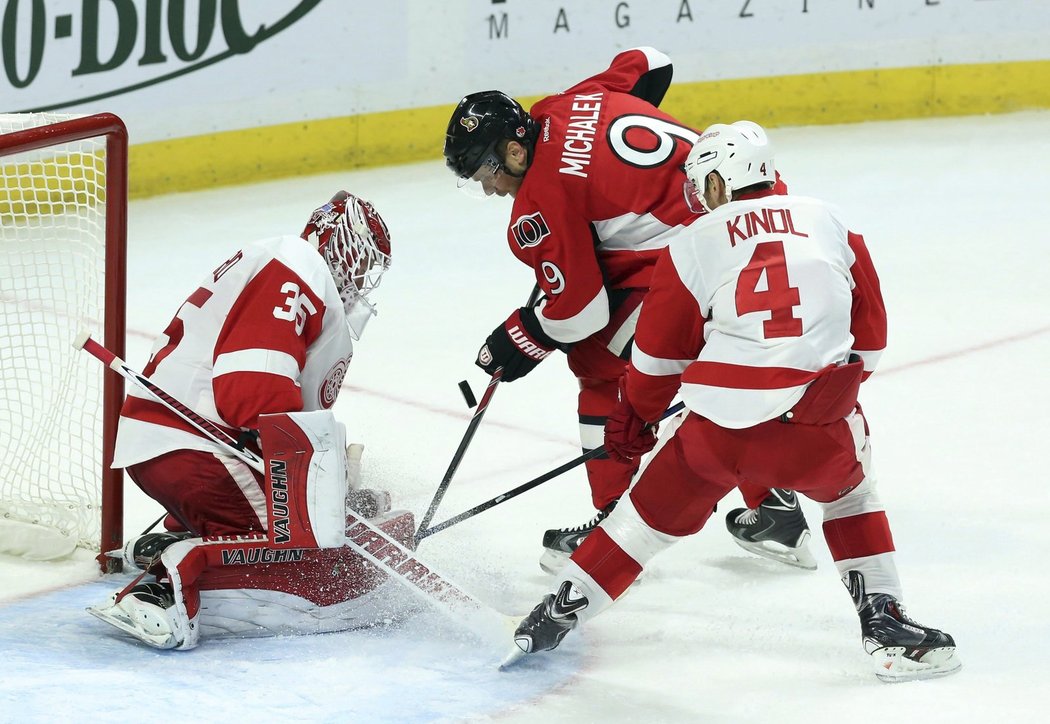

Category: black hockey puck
[458, 380, 477, 408]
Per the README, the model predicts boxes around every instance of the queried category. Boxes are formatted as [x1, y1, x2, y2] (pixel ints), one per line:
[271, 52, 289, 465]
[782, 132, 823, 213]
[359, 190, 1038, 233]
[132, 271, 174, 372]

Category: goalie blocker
[89, 410, 419, 649]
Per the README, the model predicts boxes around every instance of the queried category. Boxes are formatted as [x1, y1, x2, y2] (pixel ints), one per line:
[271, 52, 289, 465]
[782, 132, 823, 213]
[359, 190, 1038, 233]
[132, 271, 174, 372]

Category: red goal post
[0, 113, 127, 570]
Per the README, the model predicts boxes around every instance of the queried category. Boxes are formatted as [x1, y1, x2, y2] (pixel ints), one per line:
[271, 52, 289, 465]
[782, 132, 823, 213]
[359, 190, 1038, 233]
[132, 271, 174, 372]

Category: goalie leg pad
[258, 410, 350, 548]
[152, 511, 417, 645]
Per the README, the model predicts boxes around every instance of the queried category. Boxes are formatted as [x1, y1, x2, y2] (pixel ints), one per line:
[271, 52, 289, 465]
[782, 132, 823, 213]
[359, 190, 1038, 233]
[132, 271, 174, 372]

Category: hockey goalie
[88, 191, 419, 649]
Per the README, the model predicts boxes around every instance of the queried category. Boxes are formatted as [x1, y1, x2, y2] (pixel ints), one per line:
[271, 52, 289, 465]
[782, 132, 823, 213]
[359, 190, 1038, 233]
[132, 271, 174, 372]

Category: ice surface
[2, 112, 1048, 722]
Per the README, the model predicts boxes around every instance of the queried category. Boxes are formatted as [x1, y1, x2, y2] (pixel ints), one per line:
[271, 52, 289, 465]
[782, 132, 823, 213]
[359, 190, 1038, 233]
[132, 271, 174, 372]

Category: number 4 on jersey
[735, 241, 803, 338]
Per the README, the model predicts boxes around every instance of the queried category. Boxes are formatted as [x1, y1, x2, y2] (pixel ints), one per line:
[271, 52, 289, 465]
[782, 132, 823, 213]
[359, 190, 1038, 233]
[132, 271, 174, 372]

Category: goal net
[0, 113, 126, 565]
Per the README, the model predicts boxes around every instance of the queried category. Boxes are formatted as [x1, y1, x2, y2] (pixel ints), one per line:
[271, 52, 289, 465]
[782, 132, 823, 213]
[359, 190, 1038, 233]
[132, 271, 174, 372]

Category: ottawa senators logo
[511, 212, 551, 249]
[319, 358, 349, 409]
[460, 115, 479, 132]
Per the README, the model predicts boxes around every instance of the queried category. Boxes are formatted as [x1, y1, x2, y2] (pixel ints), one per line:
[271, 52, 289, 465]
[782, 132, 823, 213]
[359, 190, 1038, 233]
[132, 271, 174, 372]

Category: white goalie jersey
[112, 235, 353, 468]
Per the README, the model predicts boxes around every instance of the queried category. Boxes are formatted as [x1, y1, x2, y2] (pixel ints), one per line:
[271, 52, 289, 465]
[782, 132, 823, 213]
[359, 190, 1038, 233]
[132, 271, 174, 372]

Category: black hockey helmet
[443, 90, 538, 179]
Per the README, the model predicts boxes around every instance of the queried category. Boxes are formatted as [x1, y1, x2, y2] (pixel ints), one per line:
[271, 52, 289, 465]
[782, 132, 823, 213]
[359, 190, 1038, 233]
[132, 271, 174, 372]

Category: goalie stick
[74, 331, 508, 636]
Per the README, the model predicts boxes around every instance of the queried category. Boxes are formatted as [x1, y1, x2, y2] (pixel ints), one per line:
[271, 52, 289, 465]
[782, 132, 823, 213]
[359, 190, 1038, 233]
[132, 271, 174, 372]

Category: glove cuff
[505, 308, 555, 361]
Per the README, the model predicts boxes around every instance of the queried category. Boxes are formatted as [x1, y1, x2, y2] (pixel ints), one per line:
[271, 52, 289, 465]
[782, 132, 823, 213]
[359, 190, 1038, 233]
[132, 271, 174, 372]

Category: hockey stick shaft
[416, 401, 687, 540]
[417, 447, 604, 541]
[414, 284, 542, 542]
[414, 369, 501, 539]
[75, 332, 503, 626]
[76, 331, 264, 469]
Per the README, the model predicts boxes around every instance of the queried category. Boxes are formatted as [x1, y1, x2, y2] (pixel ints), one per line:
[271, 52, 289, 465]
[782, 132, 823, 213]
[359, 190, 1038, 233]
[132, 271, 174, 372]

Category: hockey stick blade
[417, 401, 688, 541]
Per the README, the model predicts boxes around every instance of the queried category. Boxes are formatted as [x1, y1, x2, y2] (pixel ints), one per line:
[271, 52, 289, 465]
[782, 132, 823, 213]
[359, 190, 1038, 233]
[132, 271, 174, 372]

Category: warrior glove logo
[512, 212, 551, 249]
[507, 326, 551, 361]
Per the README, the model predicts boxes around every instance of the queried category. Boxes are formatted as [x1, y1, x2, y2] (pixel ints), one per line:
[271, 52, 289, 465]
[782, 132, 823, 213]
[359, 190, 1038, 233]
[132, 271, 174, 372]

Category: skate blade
[538, 548, 570, 576]
[494, 613, 531, 671]
[498, 643, 528, 671]
[731, 536, 817, 570]
[86, 604, 178, 650]
[872, 646, 962, 683]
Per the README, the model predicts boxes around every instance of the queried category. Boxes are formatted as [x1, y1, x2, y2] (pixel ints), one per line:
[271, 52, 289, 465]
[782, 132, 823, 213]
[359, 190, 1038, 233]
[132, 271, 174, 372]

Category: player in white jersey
[88, 192, 416, 650]
[509, 122, 961, 683]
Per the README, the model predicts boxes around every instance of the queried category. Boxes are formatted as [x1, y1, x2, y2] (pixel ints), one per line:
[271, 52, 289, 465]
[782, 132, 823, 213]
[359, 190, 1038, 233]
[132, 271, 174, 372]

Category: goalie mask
[682, 120, 776, 213]
[301, 191, 391, 340]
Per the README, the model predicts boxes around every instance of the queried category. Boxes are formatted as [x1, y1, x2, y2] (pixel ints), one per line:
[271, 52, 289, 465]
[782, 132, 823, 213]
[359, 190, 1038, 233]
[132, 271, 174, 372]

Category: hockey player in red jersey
[509, 122, 961, 682]
[88, 191, 415, 650]
[444, 47, 813, 574]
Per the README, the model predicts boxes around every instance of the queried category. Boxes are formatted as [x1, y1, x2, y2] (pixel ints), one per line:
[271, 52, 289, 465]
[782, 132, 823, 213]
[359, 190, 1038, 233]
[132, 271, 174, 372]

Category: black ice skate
[846, 571, 962, 682]
[503, 580, 589, 668]
[538, 501, 616, 575]
[121, 531, 193, 571]
[725, 489, 817, 570]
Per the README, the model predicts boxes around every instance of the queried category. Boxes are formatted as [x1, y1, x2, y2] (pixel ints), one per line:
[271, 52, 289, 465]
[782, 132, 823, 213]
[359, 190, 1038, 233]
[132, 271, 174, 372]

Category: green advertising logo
[3, 0, 323, 111]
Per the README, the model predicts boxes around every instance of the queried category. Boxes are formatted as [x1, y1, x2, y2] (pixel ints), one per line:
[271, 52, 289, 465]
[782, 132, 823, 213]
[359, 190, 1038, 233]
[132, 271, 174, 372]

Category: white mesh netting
[1, 113, 108, 559]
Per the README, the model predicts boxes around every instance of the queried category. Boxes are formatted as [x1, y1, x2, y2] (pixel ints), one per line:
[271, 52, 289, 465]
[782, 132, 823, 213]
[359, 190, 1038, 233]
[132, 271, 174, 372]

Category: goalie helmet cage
[0, 112, 127, 571]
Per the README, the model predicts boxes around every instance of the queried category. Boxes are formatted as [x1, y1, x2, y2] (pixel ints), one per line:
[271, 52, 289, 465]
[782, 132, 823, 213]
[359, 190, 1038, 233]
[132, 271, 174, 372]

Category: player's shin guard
[821, 477, 901, 600]
[517, 493, 681, 653]
[572, 493, 678, 602]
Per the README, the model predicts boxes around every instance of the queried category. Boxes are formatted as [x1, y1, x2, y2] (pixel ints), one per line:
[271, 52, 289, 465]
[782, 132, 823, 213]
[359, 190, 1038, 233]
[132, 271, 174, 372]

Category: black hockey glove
[476, 307, 557, 382]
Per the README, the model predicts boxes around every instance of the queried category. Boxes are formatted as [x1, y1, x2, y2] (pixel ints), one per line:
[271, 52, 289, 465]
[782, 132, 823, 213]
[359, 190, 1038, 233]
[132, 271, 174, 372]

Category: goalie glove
[347, 488, 392, 519]
[604, 379, 658, 464]
[476, 307, 557, 382]
[343, 443, 392, 518]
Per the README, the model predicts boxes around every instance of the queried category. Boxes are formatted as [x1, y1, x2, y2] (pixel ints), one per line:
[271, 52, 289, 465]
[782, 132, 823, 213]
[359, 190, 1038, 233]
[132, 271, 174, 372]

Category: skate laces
[556, 502, 615, 534]
[563, 511, 604, 533]
[890, 600, 925, 627]
[734, 508, 760, 526]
